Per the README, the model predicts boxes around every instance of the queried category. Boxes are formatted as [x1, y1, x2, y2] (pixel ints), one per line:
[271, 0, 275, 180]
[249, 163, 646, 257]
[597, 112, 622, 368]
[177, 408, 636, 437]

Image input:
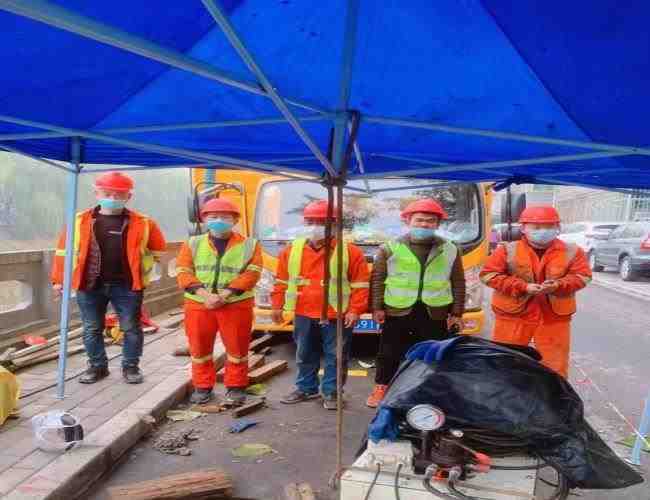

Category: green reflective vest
[384, 239, 457, 309]
[283, 238, 362, 313]
[184, 234, 259, 304]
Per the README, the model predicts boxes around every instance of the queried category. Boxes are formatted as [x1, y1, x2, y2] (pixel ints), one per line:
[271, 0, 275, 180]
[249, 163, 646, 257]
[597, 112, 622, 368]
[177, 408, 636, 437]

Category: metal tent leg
[56, 139, 81, 400]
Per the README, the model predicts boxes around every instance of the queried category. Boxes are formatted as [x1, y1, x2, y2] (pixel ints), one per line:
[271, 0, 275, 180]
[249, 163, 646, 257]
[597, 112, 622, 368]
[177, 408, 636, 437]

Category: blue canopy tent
[1, 0, 650, 478]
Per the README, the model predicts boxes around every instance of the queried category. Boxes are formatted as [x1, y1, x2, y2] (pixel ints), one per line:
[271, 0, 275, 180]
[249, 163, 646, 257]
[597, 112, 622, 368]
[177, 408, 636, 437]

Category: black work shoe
[122, 366, 144, 384]
[280, 389, 320, 405]
[79, 365, 109, 384]
[323, 393, 344, 411]
[190, 388, 214, 405]
[224, 388, 247, 407]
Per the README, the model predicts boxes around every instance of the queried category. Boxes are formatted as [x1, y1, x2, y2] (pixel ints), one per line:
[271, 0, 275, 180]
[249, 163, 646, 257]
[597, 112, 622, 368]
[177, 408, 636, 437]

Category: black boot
[224, 388, 247, 407]
[79, 365, 109, 384]
[122, 366, 144, 384]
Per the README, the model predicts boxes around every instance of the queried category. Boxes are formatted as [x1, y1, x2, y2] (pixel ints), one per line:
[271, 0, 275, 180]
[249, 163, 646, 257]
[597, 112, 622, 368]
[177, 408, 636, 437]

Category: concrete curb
[591, 277, 650, 303]
[5, 365, 192, 500]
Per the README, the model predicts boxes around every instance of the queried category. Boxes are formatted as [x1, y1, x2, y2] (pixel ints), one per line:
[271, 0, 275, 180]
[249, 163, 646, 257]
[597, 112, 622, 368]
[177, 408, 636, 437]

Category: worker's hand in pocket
[447, 315, 464, 333]
[541, 280, 559, 294]
[344, 312, 360, 328]
[373, 310, 386, 324]
[52, 284, 63, 301]
[271, 309, 284, 325]
[526, 283, 544, 295]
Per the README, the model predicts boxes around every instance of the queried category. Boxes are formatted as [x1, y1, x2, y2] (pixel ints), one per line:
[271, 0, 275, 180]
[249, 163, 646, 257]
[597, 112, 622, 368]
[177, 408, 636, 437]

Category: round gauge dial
[406, 404, 446, 431]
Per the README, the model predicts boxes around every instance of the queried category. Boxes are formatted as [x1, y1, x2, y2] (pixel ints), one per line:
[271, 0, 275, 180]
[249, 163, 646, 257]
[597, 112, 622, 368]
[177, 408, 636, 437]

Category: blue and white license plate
[353, 319, 380, 333]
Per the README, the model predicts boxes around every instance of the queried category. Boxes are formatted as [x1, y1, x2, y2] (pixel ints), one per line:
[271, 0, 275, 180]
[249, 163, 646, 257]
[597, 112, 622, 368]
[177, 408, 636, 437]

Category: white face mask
[304, 225, 326, 241]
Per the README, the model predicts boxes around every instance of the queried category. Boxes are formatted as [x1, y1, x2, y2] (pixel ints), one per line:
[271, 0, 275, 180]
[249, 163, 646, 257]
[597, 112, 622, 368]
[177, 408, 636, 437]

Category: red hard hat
[303, 200, 338, 220]
[401, 199, 448, 220]
[94, 172, 134, 192]
[200, 198, 240, 219]
[519, 206, 560, 224]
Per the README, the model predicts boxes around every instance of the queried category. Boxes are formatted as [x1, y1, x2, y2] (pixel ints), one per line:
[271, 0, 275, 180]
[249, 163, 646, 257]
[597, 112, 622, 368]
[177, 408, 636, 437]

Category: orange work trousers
[492, 317, 571, 378]
[184, 299, 253, 389]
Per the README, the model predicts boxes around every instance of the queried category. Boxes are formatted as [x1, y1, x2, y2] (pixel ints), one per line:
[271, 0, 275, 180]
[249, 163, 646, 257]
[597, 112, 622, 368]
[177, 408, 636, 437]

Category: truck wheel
[620, 256, 639, 281]
[589, 251, 604, 272]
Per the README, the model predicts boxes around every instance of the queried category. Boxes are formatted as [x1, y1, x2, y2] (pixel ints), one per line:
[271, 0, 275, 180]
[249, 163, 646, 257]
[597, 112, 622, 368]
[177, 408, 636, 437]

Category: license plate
[353, 319, 380, 333]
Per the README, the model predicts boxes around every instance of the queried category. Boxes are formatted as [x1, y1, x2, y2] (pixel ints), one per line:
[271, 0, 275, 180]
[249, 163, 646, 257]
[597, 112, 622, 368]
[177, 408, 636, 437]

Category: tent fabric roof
[0, 0, 649, 190]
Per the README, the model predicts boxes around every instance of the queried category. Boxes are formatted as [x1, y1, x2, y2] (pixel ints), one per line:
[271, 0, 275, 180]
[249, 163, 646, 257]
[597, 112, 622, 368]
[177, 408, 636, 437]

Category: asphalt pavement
[89, 283, 650, 499]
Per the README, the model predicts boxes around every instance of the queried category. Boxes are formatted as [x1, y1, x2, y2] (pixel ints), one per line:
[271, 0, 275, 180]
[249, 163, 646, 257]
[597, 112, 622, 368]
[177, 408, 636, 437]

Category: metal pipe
[56, 137, 81, 399]
[365, 115, 650, 157]
[358, 151, 633, 179]
[630, 392, 650, 466]
[200, 0, 337, 177]
[0, 113, 319, 177]
[0, 144, 75, 173]
[0, 116, 333, 142]
[0, 0, 325, 114]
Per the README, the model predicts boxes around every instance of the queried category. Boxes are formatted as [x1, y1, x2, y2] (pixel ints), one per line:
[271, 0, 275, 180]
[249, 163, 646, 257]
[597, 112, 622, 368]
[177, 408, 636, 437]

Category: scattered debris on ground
[249, 360, 288, 384]
[245, 383, 267, 396]
[153, 429, 201, 456]
[107, 468, 232, 499]
[166, 409, 204, 422]
[231, 443, 275, 458]
[232, 398, 266, 418]
[284, 482, 316, 500]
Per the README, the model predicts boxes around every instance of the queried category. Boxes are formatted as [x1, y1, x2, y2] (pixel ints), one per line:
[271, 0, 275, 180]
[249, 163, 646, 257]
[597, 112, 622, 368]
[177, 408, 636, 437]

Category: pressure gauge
[406, 405, 446, 431]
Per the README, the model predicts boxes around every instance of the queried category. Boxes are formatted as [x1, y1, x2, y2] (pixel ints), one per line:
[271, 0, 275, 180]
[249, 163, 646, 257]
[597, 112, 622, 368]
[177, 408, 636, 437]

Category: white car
[559, 221, 622, 254]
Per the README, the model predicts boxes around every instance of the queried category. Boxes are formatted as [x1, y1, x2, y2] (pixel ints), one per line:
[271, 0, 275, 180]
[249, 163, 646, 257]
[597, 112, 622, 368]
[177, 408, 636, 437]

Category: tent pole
[56, 137, 81, 400]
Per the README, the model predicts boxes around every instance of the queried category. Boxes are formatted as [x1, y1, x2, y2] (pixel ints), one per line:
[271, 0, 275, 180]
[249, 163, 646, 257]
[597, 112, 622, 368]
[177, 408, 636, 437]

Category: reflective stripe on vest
[494, 240, 578, 316]
[384, 240, 457, 308]
[184, 234, 257, 304]
[283, 238, 351, 313]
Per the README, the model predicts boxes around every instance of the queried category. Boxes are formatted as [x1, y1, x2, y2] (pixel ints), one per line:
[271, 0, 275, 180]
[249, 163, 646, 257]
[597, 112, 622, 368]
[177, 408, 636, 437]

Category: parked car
[559, 221, 623, 253]
[590, 221, 650, 281]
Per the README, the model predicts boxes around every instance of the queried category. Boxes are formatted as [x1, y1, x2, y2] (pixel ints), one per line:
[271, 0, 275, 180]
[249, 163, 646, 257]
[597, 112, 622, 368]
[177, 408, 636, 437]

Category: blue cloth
[405, 338, 464, 364]
[292, 315, 352, 397]
[1, 2, 650, 190]
[76, 283, 143, 368]
[369, 338, 463, 443]
[228, 418, 258, 434]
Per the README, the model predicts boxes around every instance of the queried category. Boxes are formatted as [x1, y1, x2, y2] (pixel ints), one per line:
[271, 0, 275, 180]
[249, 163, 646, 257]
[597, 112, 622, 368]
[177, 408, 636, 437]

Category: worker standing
[176, 198, 262, 406]
[366, 199, 466, 408]
[51, 172, 167, 384]
[480, 206, 591, 378]
[271, 200, 370, 410]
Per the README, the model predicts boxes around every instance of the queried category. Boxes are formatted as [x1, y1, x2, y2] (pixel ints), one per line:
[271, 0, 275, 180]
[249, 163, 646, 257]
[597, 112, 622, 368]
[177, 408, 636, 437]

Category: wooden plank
[7, 327, 83, 360]
[248, 360, 288, 385]
[216, 353, 265, 383]
[190, 403, 225, 414]
[249, 334, 273, 353]
[232, 398, 265, 418]
[107, 468, 232, 500]
[12, 344, 86, 369]
[257, 346, 272, 356]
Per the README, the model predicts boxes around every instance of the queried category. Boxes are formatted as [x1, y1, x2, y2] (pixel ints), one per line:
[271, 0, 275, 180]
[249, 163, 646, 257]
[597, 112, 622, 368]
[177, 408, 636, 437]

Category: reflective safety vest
[283, 238, 365, 313]
[491, 241, 578, 317]
[55, 210, 157, 288]
[384, 239, 457, 308]
[183, 234, 259, 304]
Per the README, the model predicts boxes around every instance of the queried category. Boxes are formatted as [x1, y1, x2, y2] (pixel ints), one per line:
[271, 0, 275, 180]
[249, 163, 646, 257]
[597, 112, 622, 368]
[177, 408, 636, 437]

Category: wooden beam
[249, 334, 274, 352]
[107, 468, 232, 499]
[248, 360, 288, 385]
[232, 398, 266, 418]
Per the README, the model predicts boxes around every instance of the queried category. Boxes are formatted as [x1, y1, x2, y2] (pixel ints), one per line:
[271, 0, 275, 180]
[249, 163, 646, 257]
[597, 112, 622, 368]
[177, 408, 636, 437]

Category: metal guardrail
[0, 242, 183, 349]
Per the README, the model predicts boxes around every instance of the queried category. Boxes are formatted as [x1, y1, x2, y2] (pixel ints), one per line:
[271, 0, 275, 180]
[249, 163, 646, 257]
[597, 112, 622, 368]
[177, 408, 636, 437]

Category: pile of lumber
[107, 468, 233, 499]
[215, 334, 287, 384]
[0, 327, 86, 371]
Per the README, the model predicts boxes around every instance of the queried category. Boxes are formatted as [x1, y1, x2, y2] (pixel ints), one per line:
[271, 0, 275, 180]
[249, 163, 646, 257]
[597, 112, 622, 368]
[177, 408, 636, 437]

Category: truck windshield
[254, 179, 481, 255]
